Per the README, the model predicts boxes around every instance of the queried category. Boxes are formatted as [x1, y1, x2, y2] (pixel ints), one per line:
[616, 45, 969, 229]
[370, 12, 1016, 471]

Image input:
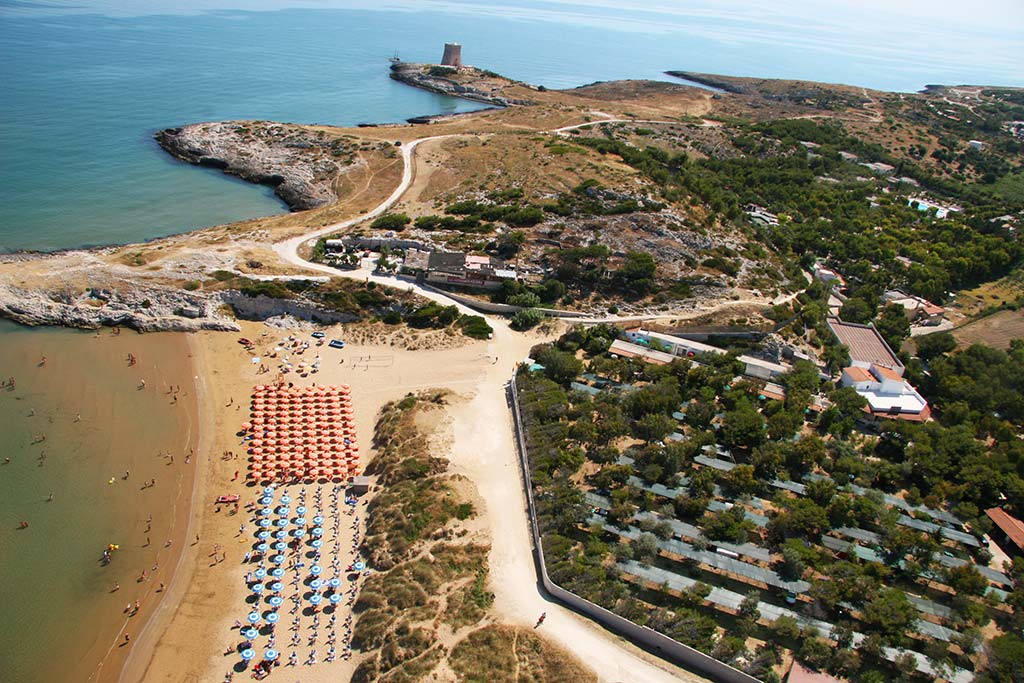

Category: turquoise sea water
[1, 1, 1022, 253]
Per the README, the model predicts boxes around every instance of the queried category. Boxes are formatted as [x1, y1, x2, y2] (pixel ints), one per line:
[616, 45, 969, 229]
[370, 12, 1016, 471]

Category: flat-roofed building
[840, 363, 929, 422]
[608, 339, 676, 365]
[623, 328, 727, 358]
[827, 317, 904, 375]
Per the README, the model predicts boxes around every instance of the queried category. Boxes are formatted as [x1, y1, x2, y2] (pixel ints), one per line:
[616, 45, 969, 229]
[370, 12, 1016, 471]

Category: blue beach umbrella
[262, 486, 274, 495]
[271, 567, 285, 578]
[257, 530, 270, 540]
[311, 527, 323, 537]
[274, 541, 287, 551]
[310, 565, 322, 576]
[353, 562, 366, 571]
[296, 506, 306, 515]
[274, 530, 287, 539]
[256, 543, 269, 553]
[309, 594, 322, 605]
[241, 648, 255, 661]
[269, 595, 283, 607]
[254, 568, 267, 579]
[242, 627, 258, 639]
[272, 555, 285, 564]
[329, 593, 343, 604]
[275, 519, 288, 528]
[258, 507, 271, 516]
[329, 577, 342, 589]
[264, 649, 279, 661]
[293, 517, 306, 527]
[313, 515, 324, 525]
[247, 611, 261, 624]
[310, 579, 322, 590]
[280, 495, 291, 504]
[270, 581, 283, 592]
[293, 529, 306, 538]
[251, 584, 264, 594]
[266, 612, 280, 625]
[258, 519, 270, 528]
[259, 496, 273, 505]
[311, 539, 323, 549]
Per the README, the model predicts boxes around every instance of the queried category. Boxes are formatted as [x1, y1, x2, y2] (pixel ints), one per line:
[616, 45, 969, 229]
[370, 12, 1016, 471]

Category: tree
[876, 304, 911, 350]
[635, 413, 676, 443]
[722, 464, 759, 496]
[861, 588, 917, 640]
[615, 251, 657, 295]
[739, 591, 761, 621]
[511, 308, 545, 330]
[370, 213, 411, 231]
[767, 408, 803, 441]
[496, 229, 527, 258]
[915, 330, 956, 360]
[977, 635, 1024, 683]
[797, 637, 833, 670]
[840, 297, 874, 324]
[634, 532, 659, 562]
[944, 564, 988, 597]
[771, 615, 801, 640]
[533, 347, 582, 385]
[721, 401, 766, 450]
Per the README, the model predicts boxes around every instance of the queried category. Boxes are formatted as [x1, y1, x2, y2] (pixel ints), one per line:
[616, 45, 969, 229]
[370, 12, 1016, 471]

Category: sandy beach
[119, 312, 699, 683]
[125, 320, 492, 682]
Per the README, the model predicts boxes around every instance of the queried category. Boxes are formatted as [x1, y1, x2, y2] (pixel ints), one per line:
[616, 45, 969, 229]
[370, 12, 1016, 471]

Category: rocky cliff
[155, 121, 362, 211]
[0, 283, 241, 332]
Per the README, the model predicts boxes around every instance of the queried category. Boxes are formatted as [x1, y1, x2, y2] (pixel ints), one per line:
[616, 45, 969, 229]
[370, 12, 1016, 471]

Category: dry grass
[449, 624, 598, 683]
[953, 309, 1024, 350]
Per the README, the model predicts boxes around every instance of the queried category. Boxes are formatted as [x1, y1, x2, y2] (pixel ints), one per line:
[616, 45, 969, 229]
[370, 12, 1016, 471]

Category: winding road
[268, 125, 768, 683]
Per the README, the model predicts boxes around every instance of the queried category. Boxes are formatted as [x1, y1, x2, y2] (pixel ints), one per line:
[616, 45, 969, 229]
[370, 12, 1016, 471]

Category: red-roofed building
[986, 507, 1024, 558]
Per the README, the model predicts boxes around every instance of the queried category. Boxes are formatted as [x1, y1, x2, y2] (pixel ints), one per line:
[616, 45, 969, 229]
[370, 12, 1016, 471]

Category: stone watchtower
[440, 42, 462, 67]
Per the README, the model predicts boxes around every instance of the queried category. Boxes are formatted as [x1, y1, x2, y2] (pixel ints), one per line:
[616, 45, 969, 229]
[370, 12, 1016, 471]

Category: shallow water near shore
[0, 320, 198, 682]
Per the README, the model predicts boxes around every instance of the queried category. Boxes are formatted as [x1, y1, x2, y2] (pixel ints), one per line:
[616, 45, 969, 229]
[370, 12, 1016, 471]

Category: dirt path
[265, 120, 749, 683]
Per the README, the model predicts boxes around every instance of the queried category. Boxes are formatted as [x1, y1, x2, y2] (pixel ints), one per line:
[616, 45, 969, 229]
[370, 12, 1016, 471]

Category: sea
[0, 1, 1021, 680]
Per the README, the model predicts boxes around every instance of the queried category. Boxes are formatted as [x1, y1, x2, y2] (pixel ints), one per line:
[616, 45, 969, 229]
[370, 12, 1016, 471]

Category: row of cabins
[619, 328, 791, 380]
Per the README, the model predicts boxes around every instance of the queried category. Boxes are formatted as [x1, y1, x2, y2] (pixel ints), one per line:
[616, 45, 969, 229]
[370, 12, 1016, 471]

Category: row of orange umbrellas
[243, 384, 359, 484]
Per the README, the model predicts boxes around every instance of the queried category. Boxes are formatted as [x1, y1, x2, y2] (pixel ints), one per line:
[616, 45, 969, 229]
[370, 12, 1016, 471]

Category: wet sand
[0, 322, 199, 683]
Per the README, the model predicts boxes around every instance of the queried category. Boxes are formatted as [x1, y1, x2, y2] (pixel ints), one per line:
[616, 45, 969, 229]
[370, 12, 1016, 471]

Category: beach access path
[270, 128, 720, 682]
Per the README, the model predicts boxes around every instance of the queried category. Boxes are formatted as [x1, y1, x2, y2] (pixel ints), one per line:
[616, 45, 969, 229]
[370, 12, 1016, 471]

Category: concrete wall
[508, 376, 763, 683]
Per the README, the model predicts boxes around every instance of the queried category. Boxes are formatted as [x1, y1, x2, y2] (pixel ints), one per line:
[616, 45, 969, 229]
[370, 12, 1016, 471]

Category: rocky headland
[155, 121, 364, 211]
[388, 61, 535, 109]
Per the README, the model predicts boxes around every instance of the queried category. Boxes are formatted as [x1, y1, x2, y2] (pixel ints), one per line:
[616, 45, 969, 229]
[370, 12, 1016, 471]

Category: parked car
[311, 331, 325, 339]
[328, 339, 345, 349]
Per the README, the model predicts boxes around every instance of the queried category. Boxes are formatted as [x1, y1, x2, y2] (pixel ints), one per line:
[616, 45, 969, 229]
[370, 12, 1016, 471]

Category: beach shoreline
[116, 332, 210, 683]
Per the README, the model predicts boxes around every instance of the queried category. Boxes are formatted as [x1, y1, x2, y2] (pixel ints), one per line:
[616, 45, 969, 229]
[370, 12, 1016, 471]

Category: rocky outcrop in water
[155, 121, 362, 211]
